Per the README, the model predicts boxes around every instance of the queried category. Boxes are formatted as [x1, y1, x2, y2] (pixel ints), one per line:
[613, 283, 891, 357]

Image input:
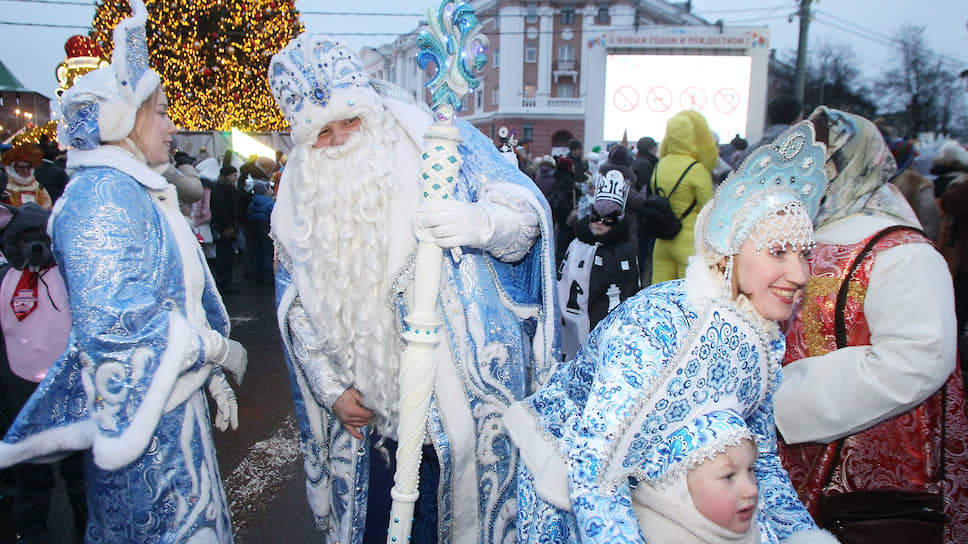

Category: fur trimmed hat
[58, 0, 161, 150]
[1, 145, 43, 167]
[268, 34, 382, 147]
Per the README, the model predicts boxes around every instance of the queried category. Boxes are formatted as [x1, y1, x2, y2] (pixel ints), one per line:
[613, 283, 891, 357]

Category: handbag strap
[653, 161, 699, 220]
[826, 224, 942, 491]
[834, 225, 924, 349]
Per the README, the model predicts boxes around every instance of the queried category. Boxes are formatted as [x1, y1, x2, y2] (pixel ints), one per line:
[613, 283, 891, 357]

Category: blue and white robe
[504, 263, 822, 544]
[272, 99, 559, 544]
[0, 146, 235, 543]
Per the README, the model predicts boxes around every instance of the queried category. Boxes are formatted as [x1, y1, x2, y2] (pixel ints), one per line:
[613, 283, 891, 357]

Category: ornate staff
[386, 1, 487, 542]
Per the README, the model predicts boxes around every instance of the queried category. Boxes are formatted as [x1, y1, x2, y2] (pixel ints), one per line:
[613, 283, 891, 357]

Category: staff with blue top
[267, 3, 559, 540]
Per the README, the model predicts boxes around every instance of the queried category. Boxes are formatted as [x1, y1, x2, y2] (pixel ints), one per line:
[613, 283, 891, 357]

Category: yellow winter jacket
[650, 110, 718, 284]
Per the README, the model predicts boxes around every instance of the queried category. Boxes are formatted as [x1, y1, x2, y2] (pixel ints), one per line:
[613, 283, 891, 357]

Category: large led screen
[603, 54, 753, 144]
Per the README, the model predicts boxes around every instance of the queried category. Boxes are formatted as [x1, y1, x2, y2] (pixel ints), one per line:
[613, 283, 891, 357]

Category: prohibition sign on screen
[680, 86, 706, 110]
[714, 88, 741, 113]
[613, 86, 640, 112]
[646, 86, 672, 112]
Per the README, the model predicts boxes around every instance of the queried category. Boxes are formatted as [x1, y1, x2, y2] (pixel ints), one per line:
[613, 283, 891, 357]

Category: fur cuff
[781, 528, 839, 544]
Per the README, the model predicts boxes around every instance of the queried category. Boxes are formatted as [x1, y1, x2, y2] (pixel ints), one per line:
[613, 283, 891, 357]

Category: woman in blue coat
[506, 122, 837, 544]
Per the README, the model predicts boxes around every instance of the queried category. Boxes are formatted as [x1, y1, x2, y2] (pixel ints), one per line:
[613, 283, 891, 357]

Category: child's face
[686, 440, 758, 533]
[589, 210, 620, 236]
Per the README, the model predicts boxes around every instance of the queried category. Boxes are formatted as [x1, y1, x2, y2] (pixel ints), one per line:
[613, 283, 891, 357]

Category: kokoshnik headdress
[267, 34, 381, 146]
[59, 0, 160, 150]
[698, 120, 828, 259]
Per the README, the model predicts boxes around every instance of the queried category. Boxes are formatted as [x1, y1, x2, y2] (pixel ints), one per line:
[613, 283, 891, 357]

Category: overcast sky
[0, 0, 965, 100]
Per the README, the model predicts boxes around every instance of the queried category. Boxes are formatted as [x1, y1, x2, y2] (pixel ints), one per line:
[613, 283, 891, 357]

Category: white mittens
[207, 371, 239, 431]
[203, 330, 248, 385]
[414, 199, 492, 249]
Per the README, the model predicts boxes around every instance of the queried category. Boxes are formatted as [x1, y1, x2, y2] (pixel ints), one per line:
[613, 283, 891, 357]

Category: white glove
[206, 371, 239, 432]
[203, 330, 248, 385]
[414, 199, 492, 249]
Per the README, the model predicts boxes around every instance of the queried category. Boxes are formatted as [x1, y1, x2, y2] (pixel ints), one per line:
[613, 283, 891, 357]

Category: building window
[559, 44, 575, 62]
[596, 2, 610, 24]
[523, 123, 533, 142]
[525, 45, 537, 63]
[526, 2, 538, 23]
[558, 84, 574, 98]
[494, 48, 500, 68]
[492, 86, 500, 105]
[476, 87, 484, 110]
[524, 84, 536, 98]
[561, 6, 575, 25]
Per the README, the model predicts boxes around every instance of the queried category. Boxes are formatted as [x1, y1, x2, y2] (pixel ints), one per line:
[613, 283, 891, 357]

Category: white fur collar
[67, 145, 167, 191]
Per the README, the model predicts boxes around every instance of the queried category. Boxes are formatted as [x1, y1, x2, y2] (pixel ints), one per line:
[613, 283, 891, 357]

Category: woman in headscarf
[649, 110, 719, 284]
[776, 107, 968, 543]
[0, 2, 246, 542]
[506, 122, 837, 544]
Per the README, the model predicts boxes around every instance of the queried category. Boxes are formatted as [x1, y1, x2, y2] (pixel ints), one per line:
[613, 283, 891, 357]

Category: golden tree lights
[90, 0, 304, 131]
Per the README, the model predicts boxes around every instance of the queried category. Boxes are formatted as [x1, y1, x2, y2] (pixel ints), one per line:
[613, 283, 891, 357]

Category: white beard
[288, 108, 403, 433]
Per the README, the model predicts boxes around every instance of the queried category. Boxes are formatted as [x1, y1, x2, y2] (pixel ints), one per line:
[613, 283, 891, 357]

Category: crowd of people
[0, 1, 964, 543]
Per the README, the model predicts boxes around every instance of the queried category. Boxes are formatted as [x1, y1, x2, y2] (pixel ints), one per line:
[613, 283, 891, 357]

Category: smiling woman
[504, 121, 841, 544]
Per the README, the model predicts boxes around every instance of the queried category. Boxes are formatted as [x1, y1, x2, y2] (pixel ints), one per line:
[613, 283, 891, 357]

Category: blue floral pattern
[516, 280, 819, 543]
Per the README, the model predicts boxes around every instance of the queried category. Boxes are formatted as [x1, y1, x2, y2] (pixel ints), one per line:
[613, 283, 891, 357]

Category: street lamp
[14, 108, 22, 129]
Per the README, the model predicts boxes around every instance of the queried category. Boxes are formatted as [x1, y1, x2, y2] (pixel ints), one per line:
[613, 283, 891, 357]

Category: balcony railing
[516, 95, 584, 112]
[556, 60, 575, 71]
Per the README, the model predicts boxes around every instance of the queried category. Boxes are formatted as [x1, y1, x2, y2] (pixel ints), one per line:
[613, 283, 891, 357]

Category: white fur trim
[67, 145, 167, 190]
[780, 528, 839, 544]
[503, 401, 571, 510]
[290, 87, 382, 146]
[97, 100, 137, 143]
[0, 420, 96, 468]
[92, 311, 195, 470]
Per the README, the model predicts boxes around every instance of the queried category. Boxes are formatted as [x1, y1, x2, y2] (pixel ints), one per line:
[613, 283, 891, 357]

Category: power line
[693, 5, 795, 15]
[301, 10, 422, 17]
[0, 20, 90, 29]
[0, 0, 95, 5]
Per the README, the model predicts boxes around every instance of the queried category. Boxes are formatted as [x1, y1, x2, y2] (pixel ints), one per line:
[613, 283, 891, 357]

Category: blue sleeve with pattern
[567, 305, 677, 544]
[747, 391, 819, 541]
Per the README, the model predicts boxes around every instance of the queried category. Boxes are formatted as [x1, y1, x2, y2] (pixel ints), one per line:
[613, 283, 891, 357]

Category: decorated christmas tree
[90, 0, 303, 131]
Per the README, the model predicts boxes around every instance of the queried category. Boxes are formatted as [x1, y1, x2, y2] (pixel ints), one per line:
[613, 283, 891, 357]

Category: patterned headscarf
[809, 107, 919, 229]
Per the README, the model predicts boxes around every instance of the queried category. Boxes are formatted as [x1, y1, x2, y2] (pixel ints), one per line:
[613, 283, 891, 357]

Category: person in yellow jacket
[650, 110, 718, 283]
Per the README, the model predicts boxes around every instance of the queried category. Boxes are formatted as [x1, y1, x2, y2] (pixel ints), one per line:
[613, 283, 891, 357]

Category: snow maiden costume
[267, 34, 558, 544]
[0, 2, 247, 542]
[504, 122, 838, 544]
[775, 107, 968, 543]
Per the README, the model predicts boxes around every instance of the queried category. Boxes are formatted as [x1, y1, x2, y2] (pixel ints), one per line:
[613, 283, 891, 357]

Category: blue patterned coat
[506, 279, 820, 544]
[273, 110, 559, 544]
[0, 147, 234, 543]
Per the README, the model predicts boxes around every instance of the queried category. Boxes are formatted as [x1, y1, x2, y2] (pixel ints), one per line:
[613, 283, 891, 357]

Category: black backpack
[641, 161, 698, 240]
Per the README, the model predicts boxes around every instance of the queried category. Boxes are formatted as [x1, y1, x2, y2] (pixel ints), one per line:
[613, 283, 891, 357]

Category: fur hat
[220, 165, 238, 177]
[255, 156, 276, 176]
[59, 0, 161, 150]
[1, 146, 43, 167]
[268, 34, 381, 146]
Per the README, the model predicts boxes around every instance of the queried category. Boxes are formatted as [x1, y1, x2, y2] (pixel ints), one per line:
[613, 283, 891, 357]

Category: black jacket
[573, 216, 641, 329]
[210, 176, 240, 231]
